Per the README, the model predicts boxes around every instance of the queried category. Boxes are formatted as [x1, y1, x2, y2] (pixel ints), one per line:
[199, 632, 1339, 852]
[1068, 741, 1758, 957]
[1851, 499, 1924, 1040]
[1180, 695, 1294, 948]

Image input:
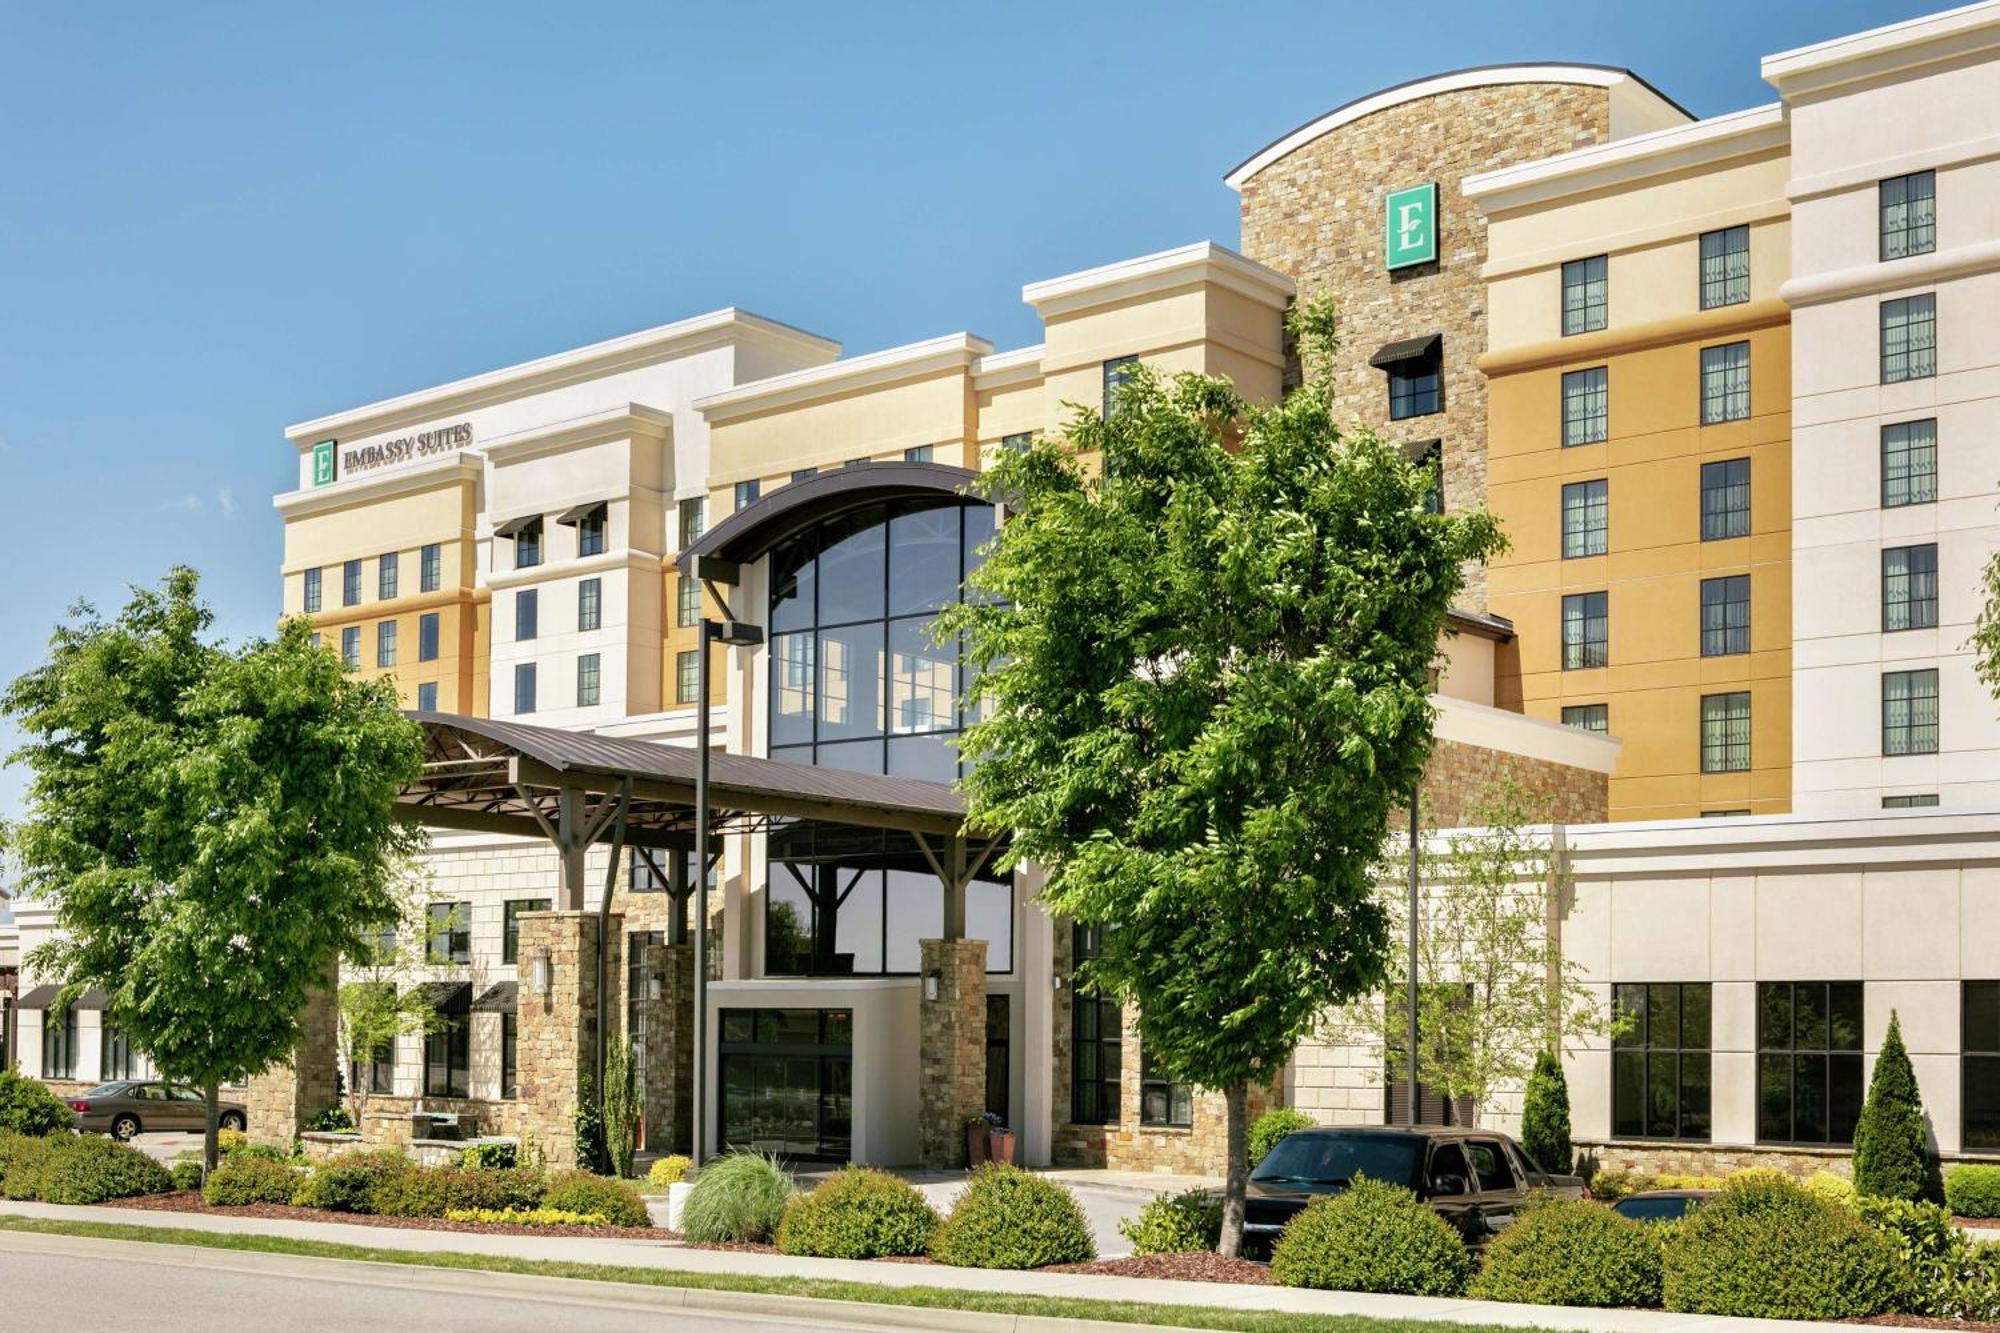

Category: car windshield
[1250, 1133, 1424, 1189]
[79, 1083, 130, 1098]
[1615, 1195, 1700, 1222]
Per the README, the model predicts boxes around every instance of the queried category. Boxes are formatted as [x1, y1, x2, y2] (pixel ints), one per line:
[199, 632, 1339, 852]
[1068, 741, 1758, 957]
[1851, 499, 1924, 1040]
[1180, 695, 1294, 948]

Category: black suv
[1241, 1125, 1583, 1256]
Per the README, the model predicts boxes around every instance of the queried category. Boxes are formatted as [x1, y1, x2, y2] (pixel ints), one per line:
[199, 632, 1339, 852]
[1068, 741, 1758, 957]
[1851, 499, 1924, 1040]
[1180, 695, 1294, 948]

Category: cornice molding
[480, 404, 672, 465]
[1781, 238, 2000, 308]
[693, 334, 992, 424]
[1465, 103, 1788, 216]
[274, 452, 481, 519]
[1762, 0, 2000, 101]
[1479, 298, 1790, 377]
[1023, 242, 1294, 320]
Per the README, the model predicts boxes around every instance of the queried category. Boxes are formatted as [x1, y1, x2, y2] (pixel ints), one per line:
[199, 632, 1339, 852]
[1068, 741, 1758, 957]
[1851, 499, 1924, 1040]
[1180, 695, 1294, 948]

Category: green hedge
[34, 1134, 173, 1204]
[1248, 1108, 1314, 1168]
[1663, 1173, 1908, 1320]
[930, 1164, 1095, 1270]
[1947, 1165, 2000, 1219]
[202, 1154, 300, 1207]
[369, 1166, 548, 1218]
[775, 1167, 940, 1259]
[0, 1131, 62, 1199]
[540, 1171, 651, 1229]
[0, 1071, 76, 1137]
[1468, 1199, 1661, 1308]
[1118, 1189, 1222, 1256]
[170, 1159, 204, 1192]
[291, 1152, 414, 1213]
[1270, 1177, 1469, 1296]
[680, 1151, 795, 1244]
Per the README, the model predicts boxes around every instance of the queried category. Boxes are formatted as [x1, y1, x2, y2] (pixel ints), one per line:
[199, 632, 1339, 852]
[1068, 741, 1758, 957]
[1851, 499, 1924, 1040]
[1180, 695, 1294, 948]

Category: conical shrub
[1852, 1012, 1929, 1201]
[1520, 1050, 1573, 1175]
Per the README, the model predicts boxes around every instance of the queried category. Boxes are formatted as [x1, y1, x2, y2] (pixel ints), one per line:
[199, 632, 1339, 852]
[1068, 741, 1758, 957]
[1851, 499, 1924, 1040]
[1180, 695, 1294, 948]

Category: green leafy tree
[2, 568, 423, 1169]
[1853, 1011, 1931, 1201]
[335, 899, 460, 1132]
[1520, 1050, 1573, 1175]
[942, 299, 1504, 1256]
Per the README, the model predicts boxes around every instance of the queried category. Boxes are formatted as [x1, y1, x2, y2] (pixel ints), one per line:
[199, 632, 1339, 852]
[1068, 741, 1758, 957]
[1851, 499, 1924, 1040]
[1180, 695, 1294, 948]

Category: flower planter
[988, 1129, 1018, 1165]
[966, 1123, 991, 1168]
[666, 1180, 693, 1232]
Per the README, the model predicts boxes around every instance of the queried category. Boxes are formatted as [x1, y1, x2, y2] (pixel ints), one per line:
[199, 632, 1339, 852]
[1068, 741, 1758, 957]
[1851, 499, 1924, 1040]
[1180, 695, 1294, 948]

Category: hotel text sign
[314, 421, 474, 486]
[1384, 182, 1438, 270]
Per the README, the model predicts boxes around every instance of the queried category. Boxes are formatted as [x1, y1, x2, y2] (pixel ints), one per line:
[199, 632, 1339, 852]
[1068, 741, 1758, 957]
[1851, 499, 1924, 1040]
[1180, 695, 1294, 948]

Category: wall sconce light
[648, 976, 663, 1002]
[530, 948, 552, 997]
[923, 971, 940, 1002]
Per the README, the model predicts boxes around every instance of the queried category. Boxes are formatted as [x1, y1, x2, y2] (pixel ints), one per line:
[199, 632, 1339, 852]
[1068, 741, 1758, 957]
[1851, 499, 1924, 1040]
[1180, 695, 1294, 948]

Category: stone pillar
[919, 938, 988, 1169]
[641, 940, 696, 1154]
[515, 910, 622, 1170]
[244, 964, 340, 1147]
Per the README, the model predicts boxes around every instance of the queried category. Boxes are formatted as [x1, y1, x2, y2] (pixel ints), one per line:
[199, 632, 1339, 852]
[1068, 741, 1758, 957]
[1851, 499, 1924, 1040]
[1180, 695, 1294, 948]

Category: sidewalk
[0, 1199, 1870, 1331]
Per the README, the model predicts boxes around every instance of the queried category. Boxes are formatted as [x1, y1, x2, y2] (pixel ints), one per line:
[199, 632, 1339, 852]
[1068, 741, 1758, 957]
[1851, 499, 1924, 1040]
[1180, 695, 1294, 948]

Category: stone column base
[641, 940, 695, 1154]
[243, 965, 340, 1147]
[514, 910, 622, 1170]
[919, 938, 988, 1169]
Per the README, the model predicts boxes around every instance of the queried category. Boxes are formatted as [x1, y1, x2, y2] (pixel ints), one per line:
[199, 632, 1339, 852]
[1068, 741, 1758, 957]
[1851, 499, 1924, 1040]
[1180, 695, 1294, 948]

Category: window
[41, 1006, 76, 1080]
[1882, 420, 1938, 508]
[1561, 480, 1608, 558]
[513, 518, 542, 569]
[1881, 170, 1936, 261]
[676, 650, 699, 705]
[378, 552, 399, 601]
[787, 467, 818, 485]
[1882, 295, 1936, 383]
[1612, 982, 1711, 1140]
[1700, 342, 1750, 424]
[420, 543, 441, 592]
[1964, 982, 2000, 1149]
[502, 898, 551, 965]
[423, 984, 470, 1098]
[1700, 576, 1750, 657]
[343, 559, 363, 607]
[734, 480, 761, 512]
[986, 993, 1011, 1121]
[101, 1024, 135, 1081]
[1001, 431, 1032, 453]
[1562, 592, 1608, 670]
[1140, 1048, 1192, 1127]
[500, 1013, 519, 1100]
[1699, 225, 1750, 309]
[677, 575, 701, 628]
[902, 445, 932, 464]
[577, 653, 601, 707]
[1388, 348, 1442, 420]
[1563, 703, 1608, 733]
[1465, 1140, 1517, 1193]
[1102, 355, 1138, 417]
[1701, 691, 1751, 773]
[577, 578, 601, 632]
[515, 589, 538, 641]
[376, 620, 397, 668]
[577, 509, 605, 557]
[1700, 458, 1751, 541]
[340, 626, 361, 670]
[418, 612, 439, 662]
[1560, 368, 1608, 445]
[1883, 544, 1939, 631]
[1883, 669, 1939, 756]
[846, 456, 871, 467]
[1070, 924, 1122, 1125]
[1562, 255, 1608, 335]
[1757, 982, 1863, 1146]
[718, 1009, 854, 1162]
[303, 567, 322, 614]
[677, 497, 706, 549]
[426, 902, 471, 964]
[1884, 793, 1939, 808]
[1703, 809, 1750, 818]
[514, 662, 537, 715]
[416, 682, 438, 711]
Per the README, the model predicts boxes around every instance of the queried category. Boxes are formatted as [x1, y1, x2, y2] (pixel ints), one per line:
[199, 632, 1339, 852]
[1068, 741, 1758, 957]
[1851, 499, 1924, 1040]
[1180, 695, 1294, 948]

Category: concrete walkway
[0, 1200, 1868, 1331]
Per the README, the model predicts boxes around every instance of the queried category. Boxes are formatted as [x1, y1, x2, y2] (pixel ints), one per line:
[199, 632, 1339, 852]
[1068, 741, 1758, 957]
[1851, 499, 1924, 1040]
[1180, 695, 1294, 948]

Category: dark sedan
[1611, 1188, 1715, 1223]
[68, 1082, 246, 1139]
[1241, 1125, 1584, 1257]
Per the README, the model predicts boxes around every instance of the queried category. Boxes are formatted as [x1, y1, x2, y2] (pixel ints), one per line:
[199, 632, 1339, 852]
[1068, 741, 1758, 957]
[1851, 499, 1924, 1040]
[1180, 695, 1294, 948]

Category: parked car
[68, 1082, 247, 1139]
[1611, 1188, 1715, 1223]
[1241, 1125, 1585, 1257]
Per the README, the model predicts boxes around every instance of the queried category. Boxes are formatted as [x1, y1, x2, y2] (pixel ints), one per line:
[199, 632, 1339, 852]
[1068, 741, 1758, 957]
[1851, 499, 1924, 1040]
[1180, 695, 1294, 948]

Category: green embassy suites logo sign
[312, 439, 336, 487]
[1385, 183, 1437, 270]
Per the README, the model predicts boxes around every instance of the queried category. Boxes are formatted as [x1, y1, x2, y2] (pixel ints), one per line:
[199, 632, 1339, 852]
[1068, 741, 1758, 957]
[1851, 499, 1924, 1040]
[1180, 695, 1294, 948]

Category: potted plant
[988, 1117, 1018, 1166]
[966, 1111, 1009, 1167]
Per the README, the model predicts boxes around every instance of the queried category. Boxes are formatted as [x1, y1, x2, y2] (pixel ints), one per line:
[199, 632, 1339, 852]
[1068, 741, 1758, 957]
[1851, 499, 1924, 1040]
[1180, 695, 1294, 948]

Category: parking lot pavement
[126, 1132, 205, 1165]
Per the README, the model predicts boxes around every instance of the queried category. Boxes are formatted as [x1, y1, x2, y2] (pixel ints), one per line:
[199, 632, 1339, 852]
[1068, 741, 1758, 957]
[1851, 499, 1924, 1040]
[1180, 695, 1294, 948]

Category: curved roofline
[1224, 63, 1693, 191]
[677, 461, 986, 572]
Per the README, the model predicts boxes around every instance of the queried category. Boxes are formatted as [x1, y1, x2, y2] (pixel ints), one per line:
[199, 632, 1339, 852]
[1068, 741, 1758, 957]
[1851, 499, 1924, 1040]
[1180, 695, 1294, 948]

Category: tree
[334, 898, 460, 1133]
[603, 1040, 639, 1178]
[1853, 1011, 1930, 1201]
[942, 299, 1505, 1256]
[1520, 1051, 1573, 1176]
[2, 568, 424, 1169]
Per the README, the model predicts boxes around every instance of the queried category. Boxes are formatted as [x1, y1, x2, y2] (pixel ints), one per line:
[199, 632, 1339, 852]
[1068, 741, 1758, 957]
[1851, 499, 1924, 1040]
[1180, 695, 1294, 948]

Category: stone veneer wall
[513, 910, 621, 1170]
[1236, 82, 1615, 608]
[1418, 736, 1609, 828]
[642, 940, 695, 1155]
[919, 938, 988, 1169]
[243, 968, 340, 1148]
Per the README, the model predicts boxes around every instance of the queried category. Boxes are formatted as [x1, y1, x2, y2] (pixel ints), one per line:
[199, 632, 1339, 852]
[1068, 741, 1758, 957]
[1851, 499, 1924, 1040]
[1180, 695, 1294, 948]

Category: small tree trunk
[203, 1083, 221, 1173]
[1217, 1080, 1249, 1259]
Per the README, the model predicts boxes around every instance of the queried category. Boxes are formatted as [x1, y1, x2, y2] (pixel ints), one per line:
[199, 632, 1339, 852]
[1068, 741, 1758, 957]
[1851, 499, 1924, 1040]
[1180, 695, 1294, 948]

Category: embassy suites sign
[311, 421, 474, 487]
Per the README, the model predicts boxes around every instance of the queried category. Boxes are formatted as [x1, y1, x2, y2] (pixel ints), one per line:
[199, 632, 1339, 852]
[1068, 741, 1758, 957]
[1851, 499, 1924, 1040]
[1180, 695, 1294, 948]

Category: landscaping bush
[0, 1131, 63, 1199]
[1468, 1198, 1662, 1308]
[1118, 1189, 1222, 1256]
[215, 1128, 248, 1154]
[1520, 1051, 1573, 1175]
[444, 1206, 611, 1227]
[365, 1164, 455, 1217]
[34, 1134, 173, 1204]
[1854, 1013, 1931, 1201]
[541, 1170, 651, 1229]
[1270, 1177, 1469, 1296]
[1248, 1108, 1314, 1168]
[304, 1105, 355, 1133]
[1803, 1169, 1858, 1209]
[170, 1159, 204, 1192]
[1857, 1195, 2000, 1324]
[929, 1164, 1095, 1270]
[369, 1166, 546, 1218]
[223, 1141, 290, 1164]
[678, 1151, 794, 1243]
[0, 1070, 76, 1137]
[1662, 1172, 1908, 1320]
[1948, 1164, 2000, 1219]
[290, 1151, 411, 1213]
[202, 1154, 300, 1207]
[458, 1141, 518, 1170]
[775, 1167, 940, 1259]
[648, 1154, 692, 1188]
[1587, 1170, 1725, 1201]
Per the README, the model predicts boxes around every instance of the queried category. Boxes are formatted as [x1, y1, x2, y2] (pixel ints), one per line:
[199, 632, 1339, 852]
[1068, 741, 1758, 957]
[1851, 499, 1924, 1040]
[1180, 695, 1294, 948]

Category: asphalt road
[0, 1236, 923, 1333]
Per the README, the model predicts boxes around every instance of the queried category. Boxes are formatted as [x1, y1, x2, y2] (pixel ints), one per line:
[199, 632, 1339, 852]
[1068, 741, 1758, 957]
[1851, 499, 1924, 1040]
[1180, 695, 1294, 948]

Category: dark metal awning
[472, 982, 517, 1015]
[677, 461, 983, 572]
[491, 514, 541, 538]
[1401, 437, 1441, 465]
[15, 984, 108, 1011]
[1369, 333, 1441, 368]
[411, 980, 471, 1011]
[555, 501, 607, 526]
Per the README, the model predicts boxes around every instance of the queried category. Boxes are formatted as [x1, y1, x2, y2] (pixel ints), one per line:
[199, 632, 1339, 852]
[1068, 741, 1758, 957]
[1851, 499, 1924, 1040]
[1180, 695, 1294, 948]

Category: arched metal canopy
[676, 460, 984, 573]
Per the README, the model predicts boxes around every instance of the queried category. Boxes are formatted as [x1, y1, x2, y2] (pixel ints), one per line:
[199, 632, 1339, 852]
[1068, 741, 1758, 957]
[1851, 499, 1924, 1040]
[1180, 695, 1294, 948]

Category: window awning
[491, 514, 541, 538]
[1369, 333, 1441, 369]
[555, 501, 607, 526]
[411, 981, 471, 1011]
[15, 984, 108, 1010]
[1401, 437, 1442, 465]
[472, 982, 517, 1015]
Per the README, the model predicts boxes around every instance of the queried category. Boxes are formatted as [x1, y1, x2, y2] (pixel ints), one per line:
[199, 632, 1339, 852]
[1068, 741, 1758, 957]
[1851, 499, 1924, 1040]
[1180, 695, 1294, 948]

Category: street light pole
[1406, 780, 1420, 1128]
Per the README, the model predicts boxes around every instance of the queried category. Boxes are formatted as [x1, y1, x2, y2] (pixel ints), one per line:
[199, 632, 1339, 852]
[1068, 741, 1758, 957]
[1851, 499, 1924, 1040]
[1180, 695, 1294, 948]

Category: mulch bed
[1045, 1252, 1273, 1285]
[103, 1191, 660, 1241]
[1858, 1318, 2000, 1330]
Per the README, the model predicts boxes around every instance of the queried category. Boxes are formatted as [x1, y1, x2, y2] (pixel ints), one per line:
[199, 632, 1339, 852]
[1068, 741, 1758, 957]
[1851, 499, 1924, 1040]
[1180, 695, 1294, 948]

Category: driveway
[125, 1131, 204, 1165]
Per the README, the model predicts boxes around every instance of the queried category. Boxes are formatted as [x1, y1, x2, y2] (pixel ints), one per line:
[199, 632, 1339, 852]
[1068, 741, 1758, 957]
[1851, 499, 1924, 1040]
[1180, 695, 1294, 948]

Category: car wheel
[218, 1112, 246, 1133]
[111, 1115, 141, 1141]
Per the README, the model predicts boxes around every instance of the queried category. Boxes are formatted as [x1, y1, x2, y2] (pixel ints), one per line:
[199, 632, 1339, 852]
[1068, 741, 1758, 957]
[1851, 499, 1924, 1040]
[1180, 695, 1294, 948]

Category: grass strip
[0, 1213, 1547, 1333]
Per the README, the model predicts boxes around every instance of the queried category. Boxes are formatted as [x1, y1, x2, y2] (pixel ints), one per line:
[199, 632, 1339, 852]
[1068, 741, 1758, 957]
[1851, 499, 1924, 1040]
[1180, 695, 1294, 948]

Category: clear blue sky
[0, 1, 1936, 824]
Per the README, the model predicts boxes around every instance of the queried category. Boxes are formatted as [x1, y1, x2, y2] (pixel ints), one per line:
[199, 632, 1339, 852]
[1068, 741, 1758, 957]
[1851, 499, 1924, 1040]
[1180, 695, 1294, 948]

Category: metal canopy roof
[1368, 333, 1441, 368]
[677, 460, 983, 572]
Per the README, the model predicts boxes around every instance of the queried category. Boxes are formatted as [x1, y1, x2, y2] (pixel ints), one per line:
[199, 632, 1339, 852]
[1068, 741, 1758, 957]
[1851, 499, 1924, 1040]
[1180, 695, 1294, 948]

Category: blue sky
[0, 1, 1937, 824]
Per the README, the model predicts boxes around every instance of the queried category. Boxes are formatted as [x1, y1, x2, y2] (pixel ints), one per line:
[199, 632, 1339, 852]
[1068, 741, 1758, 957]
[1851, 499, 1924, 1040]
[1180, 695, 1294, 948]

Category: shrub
[368, 1165, 546, 1218]
[1270, 1177, 1469, 1296]
[649, 1154, 692, 1188]
[1520, 1051, 1573, 1175]
[367, 1165, 454, 1217]
[0, 1131, 63, 1199]
[1248, 1108, 1313, 1168]
[1857, 1195, 2000, 1323]
[445, 1206, 612, 1227]
[215, 1128, 248, 1154]
[1854, 1013, 1931, 1201]
[1469, 1198, 1662, 1308]
[35, 1134, 173, 1204]
[679, 1151, 794, 1243]
[573, 1070, 608, 1175]
[201, 1154, 299, 1207]
[304, 1105, 355, 1133]
[541, 1170, 651, 1229]
[930, 1164, 1095, 1270]
[1118, 1189, 1222, 1256]
[1803, 1169, 1858, 1209]
[170, 1160, 204, 1192]
[775, 1167, 940, 1259]
[0, 1071, 76, 1137]
[458, 1141, 517, 1170]
[1662, 1172, 1908, 1319]
[1588, 1170, 1725, 1201]
[289, 1150, 412, 1213]
[1948, 1164, 2000, 1219]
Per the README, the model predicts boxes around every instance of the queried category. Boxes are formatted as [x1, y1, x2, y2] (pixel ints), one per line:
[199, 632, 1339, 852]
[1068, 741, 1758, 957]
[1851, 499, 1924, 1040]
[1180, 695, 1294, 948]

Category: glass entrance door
[718, 1009, 853, 1162]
